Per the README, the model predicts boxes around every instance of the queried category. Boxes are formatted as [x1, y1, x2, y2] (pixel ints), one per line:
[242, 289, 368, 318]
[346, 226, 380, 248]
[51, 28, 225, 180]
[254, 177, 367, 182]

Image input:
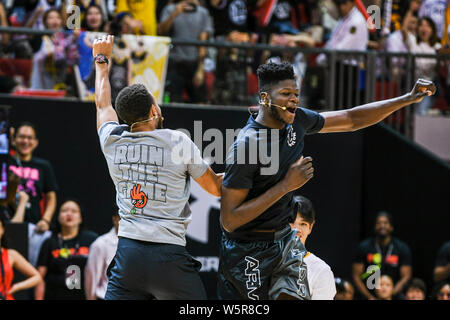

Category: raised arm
[93, 35, 119, 130]
[220, 156, 314, 232]
[319, 79, 436, 133]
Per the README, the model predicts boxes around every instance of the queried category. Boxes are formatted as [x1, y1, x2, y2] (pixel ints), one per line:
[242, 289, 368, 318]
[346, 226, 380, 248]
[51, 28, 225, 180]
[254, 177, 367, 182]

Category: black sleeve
[435, 242, 450, 267]
[222, 138, 259, 189]
[296, 107, 325, 135]
[354, 241, 367, 264]
[37, 237, 52, 268]
[42, 160, 58, 193]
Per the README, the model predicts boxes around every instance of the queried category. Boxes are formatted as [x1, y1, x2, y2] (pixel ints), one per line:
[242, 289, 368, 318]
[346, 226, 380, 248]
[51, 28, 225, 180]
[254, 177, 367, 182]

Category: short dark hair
[375, 211, 394, 226]
[405, 278, 427, 295]
[257, 62, 295, 93]
[14, 121, 37, 139]
[293, 195, 315, 224]
[115, 84, 155, 125]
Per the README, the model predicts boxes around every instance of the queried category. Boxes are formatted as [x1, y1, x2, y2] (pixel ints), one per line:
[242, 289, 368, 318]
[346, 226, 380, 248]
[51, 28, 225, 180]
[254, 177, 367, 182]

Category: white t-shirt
[98, 122, 208, 246]
[305, 252, 336, 300]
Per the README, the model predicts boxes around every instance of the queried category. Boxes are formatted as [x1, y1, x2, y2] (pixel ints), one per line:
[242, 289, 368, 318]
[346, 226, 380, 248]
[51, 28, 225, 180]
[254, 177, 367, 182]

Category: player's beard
[269, 104, 286, 125]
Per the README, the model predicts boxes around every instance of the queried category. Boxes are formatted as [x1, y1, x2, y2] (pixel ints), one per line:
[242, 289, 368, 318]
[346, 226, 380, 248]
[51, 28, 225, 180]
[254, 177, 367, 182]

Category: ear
[260, 92, 270, 105]
[150, 104, 158, 118]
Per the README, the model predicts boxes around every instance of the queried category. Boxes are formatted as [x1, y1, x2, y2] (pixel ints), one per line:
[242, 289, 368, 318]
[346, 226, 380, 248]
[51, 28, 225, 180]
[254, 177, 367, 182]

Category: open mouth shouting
[285, 106, 297, 114]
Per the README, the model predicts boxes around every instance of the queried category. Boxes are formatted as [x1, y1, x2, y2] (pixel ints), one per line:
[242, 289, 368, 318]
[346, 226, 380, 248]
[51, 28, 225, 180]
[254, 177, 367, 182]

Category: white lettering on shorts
[244, 256, 261, 300]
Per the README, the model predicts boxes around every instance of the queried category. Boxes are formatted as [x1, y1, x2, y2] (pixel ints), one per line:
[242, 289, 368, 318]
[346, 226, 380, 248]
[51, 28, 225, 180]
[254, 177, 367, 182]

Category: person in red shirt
[0, 211, 42, 300]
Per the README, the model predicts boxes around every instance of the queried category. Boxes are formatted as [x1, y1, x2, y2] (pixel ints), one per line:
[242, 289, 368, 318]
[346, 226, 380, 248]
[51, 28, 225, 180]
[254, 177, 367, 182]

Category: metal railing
[0, 26, 449, 138]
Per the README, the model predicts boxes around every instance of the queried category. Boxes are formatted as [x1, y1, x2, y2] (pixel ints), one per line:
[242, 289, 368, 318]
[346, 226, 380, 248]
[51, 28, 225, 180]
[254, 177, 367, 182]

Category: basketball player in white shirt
[290, 196, 336, 300]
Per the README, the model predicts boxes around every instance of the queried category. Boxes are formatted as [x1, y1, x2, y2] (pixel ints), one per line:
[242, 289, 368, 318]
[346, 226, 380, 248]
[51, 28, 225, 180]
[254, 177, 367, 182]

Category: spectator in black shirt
[434, 241, 450, 283]
[10, 122, 58, 231]
[35, 199, 97, 300]
[352, 211, 412, 300]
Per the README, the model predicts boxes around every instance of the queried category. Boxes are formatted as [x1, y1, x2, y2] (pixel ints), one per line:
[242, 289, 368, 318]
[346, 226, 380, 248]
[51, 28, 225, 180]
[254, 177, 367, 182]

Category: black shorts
[217, 225, 311, 300]
[105, 237, 207, 300]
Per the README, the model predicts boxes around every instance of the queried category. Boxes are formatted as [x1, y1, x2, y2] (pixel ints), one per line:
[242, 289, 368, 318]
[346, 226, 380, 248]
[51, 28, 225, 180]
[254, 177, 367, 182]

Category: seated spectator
[0, 211, 42, 300]
[410, 17, 441, 115]
[84, 210, 119, 300]
[158, 0, 213, 104]
[35, 199, 98, 300]
[352, 211, 412, 300]
[434, 241, 450, 283]
[115, 0, 157, 35]
[334, 277, 354, 300]
[289, 195, 336, 300]
[404, 278, 427, 300]
[375, 274, 395, 300]
[30, 8, 80, 91]
[432, 281, 450, 300]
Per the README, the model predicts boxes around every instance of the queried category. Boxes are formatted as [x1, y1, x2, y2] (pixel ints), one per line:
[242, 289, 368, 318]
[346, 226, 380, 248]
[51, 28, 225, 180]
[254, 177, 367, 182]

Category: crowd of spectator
[0, 0, 449, 301]
[0, 0, 448, 113]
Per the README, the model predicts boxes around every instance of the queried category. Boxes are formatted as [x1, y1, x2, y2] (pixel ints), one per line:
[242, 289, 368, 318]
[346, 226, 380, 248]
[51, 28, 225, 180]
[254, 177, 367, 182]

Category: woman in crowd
[35, 199, 97, 300]
[30, 8, 79, 91]
[409, 17, 440, 115]
[0, 211, 42, 300]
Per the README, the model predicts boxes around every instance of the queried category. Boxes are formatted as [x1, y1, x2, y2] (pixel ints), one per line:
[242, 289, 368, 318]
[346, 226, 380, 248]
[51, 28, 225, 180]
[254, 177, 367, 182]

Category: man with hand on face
[290, 196, 336, 300]
[352, 211, 413, 300]
[218, 61, 434, 300]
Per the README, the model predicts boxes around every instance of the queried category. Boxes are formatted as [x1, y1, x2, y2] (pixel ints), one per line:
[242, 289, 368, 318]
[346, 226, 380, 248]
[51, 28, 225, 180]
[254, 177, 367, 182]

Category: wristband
[94, 54, 109, 65]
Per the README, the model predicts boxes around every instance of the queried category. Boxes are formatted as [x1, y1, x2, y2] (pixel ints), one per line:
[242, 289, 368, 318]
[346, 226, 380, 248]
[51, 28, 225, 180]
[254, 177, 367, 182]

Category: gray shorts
[218, 226, 311, 300]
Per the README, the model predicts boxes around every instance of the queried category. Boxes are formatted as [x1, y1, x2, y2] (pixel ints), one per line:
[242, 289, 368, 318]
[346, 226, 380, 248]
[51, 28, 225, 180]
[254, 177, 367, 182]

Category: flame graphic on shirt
[130, 184, 148, 209]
